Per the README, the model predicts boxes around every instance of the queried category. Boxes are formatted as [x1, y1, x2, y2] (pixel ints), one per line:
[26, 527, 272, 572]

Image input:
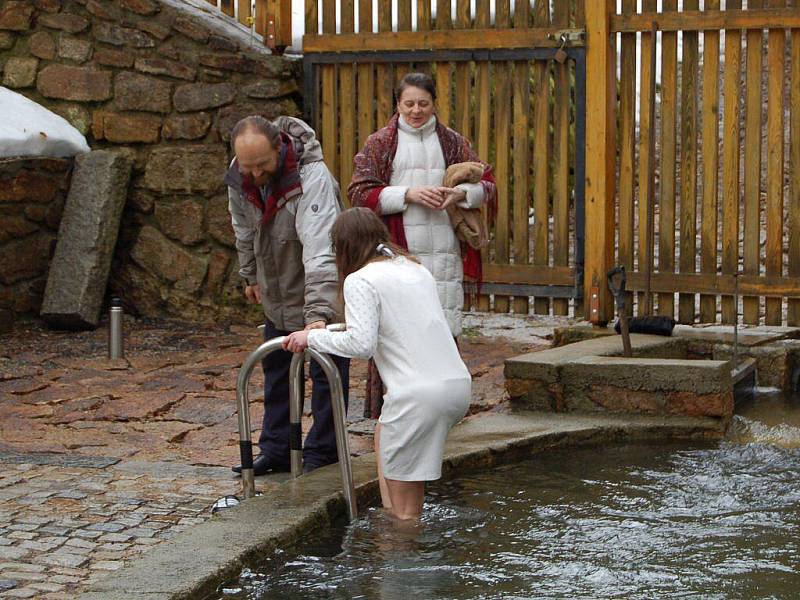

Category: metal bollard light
[235, 330, 357, 521]
[108, 298, 124, 359]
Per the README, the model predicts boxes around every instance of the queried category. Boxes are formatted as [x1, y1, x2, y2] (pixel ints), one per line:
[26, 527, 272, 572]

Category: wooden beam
[302, 27, 581, 52]
[583, 0, 616, 324]
[627, 272, 800, 298]
[612, 8, 800, 33]
[482, 265, 575, 287]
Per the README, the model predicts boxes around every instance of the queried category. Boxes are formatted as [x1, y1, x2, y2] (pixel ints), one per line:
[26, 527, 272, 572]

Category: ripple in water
[217, 403, 800, 600]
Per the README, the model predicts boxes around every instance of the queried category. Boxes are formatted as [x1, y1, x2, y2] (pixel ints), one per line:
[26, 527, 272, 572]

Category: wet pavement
[0, 313, 553, 599]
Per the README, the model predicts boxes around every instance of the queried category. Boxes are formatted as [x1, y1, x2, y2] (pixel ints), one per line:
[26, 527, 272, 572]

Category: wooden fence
[601, 1, 800, 326]
[198, 0, 800, 326]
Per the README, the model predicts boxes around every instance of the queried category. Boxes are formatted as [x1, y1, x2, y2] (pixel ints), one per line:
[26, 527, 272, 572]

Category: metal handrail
[235, 332, 357, 521]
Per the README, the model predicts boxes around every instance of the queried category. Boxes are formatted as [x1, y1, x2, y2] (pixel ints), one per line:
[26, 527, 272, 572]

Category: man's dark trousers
[259, 321, 350, 469]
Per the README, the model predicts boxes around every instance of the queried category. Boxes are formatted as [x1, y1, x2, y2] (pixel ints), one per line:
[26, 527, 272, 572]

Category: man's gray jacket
[225, 117, 343, 330]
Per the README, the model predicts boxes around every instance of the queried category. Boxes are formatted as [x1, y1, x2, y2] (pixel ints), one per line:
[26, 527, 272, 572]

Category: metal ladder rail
[235, 337, 357, 521]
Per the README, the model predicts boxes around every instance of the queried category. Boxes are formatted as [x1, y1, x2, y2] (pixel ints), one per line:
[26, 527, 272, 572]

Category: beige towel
[443, 162, 488, 250]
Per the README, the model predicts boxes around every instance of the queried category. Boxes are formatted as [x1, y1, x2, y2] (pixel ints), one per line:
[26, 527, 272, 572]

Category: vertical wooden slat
[398, 0, 412, 30]
[637, 0, 657, 317]
[435, 0, 452, 127]
[474, 0, 491, 313]
[658, 0, 678, 319]
[531, 0, 549, 315]
[584, 0, 616, 323]
[417, 0, 431, 30]
[237, 0, 250, 27]
[789, 23, 800, 325]
[376, 0, 393, 128]
[221, 0, 234, 17]
[721, 0, 742, 324]
[618, 0, 636, 317]
[355, 0, 374, 207]
[552, 0, 571, 316]
[338, 0, 356, 205]
[765, 0, 786, 325]
[700, 0, 721, 323]
[512, 0, 531, 315]
[678, 0, 699, 324]
[255, 0, 266, 36]
[743, 0, 764, 324]
[454, 0, 471, 141]
[278, 0, 292, 47]
[320, 0, 336, 177]
[493, 0, 511, 314]
[305, 0, 318, 34]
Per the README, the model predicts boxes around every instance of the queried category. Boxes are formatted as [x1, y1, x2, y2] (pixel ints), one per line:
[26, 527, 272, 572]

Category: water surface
[218, 394, 800, 600]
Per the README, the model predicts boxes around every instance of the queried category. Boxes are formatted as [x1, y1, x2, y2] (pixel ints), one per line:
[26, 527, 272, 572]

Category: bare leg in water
[375, 423, 425, 520]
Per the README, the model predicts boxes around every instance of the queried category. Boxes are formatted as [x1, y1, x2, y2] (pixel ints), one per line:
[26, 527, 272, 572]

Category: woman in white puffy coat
[348, 72, 496, 417]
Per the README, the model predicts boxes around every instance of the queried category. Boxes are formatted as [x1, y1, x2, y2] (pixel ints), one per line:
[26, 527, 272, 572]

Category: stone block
[0, 1, 33, 31]
[40, 151, 133, 330]
[208, 35, 237, 53]
[0, 215, 38, 243]
[50, 103, 91, 135]
[93, 22, 154, 48]
[242, 80, 298, 99]
[142, 145, 226, 193]
[0, 31, 13, 49]
[205, 248, 230, 295]
[128, 189, 154, 214]
[38, 13, 89, 33]
[86, 0, 121, 20]
[172, 16, 209, 43]
[37, 65, 112, 101]
[119, 0, 160, 15]
[28, 31, 55, 59]
[134, 58, 195, 81]
[114, 72, 171, 113]
[58, 34, 92, 63]
[207, 194, 234, 248]
[198, 53, 257, 73]
[136, 21, 170, 40]
[130, 226, 208, 293]
[155, 199, 204, 245]
[0, 234, 52, 285]
[0, 170, 59, 203]
[100, 113, 162, 144]
[93, 46, 133, 68]
[173, 82, 235, 112]
[34, 0, 61, 13]
[162, 112, 210, 140]
[2, 57, 38, 88]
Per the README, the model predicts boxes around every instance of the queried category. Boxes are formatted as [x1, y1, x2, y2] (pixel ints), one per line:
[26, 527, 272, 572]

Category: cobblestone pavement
[0, 314, 557, 598]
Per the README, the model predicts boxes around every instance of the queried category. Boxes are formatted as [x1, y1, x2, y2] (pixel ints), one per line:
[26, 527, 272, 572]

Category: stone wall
[0, 0, 303, 324]
[0, 157, 72, 331]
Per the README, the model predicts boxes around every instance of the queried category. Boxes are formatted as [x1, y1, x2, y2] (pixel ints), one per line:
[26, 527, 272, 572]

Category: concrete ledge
[76, 411, 722, 600]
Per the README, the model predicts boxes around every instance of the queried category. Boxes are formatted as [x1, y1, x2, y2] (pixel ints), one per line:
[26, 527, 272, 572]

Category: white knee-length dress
[307, 256, 472, 481]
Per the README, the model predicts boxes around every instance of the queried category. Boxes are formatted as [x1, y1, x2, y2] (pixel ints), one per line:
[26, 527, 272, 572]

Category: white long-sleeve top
[307, 257, 471, 480]
[374, 115, 486, 337]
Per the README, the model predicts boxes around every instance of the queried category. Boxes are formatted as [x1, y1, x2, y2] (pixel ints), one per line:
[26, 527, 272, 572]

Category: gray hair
[230, 116, 280, 151]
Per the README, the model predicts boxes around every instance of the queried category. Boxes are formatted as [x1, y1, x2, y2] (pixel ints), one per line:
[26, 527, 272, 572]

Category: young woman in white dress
[283, 208, 472, 520]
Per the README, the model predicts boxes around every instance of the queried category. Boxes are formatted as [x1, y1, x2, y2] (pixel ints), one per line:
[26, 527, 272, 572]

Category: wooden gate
[302, 0, 587, 316]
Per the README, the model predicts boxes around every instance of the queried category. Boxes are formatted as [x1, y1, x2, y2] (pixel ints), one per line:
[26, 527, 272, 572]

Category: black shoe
[232, 454, 290, 476]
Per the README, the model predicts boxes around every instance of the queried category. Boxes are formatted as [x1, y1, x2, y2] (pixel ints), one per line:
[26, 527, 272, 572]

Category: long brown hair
[330, 208, 416, 293]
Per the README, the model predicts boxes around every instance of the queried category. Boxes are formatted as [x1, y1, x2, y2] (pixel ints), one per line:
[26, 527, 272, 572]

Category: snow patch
[0, 86, 89, 159]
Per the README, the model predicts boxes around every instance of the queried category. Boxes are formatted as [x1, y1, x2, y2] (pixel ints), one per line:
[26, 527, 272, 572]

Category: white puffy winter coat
[377, 115, 486, 336]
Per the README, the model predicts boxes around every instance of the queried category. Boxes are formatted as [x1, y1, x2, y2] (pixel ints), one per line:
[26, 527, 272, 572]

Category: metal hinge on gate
[266, 14, 277, 50]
